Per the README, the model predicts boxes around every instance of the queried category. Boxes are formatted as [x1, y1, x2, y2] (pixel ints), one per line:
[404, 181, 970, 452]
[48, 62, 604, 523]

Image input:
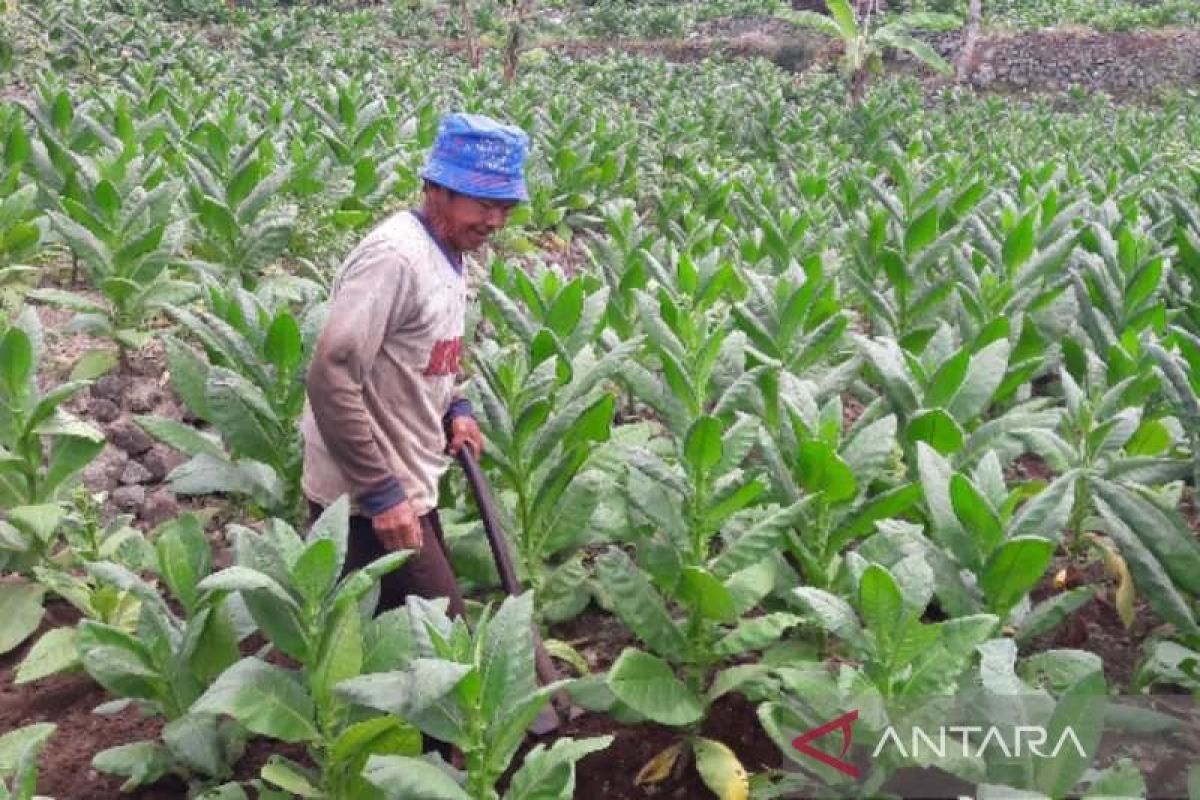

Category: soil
[526, 693, 782, 800]
[1025, 557, 1168, 691]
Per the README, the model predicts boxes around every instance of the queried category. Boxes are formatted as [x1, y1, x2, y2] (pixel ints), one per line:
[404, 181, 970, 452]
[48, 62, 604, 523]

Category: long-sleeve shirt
[301, 209, 472, 517]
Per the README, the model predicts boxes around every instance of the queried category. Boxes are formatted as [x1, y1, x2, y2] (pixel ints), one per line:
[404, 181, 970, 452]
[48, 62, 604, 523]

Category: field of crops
[1, 1, 1199, 799]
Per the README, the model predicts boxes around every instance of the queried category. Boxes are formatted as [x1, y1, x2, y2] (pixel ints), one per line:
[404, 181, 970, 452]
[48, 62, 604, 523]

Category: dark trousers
[308, 502, 464, 759]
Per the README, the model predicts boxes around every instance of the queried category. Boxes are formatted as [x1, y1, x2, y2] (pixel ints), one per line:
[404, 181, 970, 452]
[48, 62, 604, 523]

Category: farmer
[300, 112, 529, 617]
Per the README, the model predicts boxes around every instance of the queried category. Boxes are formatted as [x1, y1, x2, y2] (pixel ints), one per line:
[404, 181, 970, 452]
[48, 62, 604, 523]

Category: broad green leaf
[291, 539, 338, 609]
[859, 564, 904, 636]
[595, 549, 686, 656]
[678, 566, 737, 623]
[0, 722, 55, 775]
[362, 755, 471, 800]
[906, 408, 964, 455]
[714, 613, 801, 657]
[265, 312, 303, 373]
[0, 582, 45, 656]
[155, 513, 210, 613]
[607, 648, 703, 726]
[92, 741, 172, 791]
[794, 440, 856, 503]
[981, 536, 1055, 618]
[1015, 587, 1092, 644]
[684, 415, 723, 477]
[162, 714, 228, 778]
[948, 339, 1011, 423]
[15, 626, 78, 684]
[136, 414, 223, 458]
[949, 474, 1004, 563]
[791, 587, 867, 652]
[260, 756, 321, 798]
[329, 717, 422, 769]
[193, 657, 318, 743]
[1003, 211, 1037, 272]
[504, 736, 613, 800]
[1034, 671, 1107, 798]
[0, 326, 32, 399]
[69, 348, 118, 381]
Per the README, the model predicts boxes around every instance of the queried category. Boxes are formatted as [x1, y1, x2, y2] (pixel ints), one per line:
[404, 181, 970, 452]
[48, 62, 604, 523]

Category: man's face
[432, 186, 518, 251]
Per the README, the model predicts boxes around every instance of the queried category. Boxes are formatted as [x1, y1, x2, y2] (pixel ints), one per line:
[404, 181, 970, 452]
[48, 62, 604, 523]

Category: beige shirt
[301, 210, 467, 516]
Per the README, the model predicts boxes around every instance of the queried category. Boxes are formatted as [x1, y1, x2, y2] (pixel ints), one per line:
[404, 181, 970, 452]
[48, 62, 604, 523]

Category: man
[301, 112, 529, 617]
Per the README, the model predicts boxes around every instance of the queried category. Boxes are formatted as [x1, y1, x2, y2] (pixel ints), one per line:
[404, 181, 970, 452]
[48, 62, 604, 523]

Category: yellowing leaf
[1092, 535, 1136, 629]
[693, 737, 749, 800]
[634, 741, 683, 787]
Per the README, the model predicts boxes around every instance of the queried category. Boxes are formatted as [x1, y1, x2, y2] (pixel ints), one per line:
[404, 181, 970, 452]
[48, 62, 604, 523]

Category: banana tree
[779, 0, 959, 104]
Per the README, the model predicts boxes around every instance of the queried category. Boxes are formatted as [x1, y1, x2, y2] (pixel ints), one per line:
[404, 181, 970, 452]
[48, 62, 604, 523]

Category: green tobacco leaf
[162, 714, 228, 779]
[260, 756, 321, 798]
[859, 564, 904, 636]
[1003, 211, 1036, 272]
[906, 408, 964, 455]
[0, 722, 55, 774]
[264, 312, 303, 373]
[155, 513, 210, 614]
[0, 582, 45, 656]
[607, 648, 703, 726]
[678, 566, 737, 623]
[905, 207, 939, 255]
[794, 440, 856, 503]
[0, 326, 32, 399]
[70, 348, 118, 381]
[363, 755, 471, 800]
[1034, 670, 1107, 798]
[981, 536, 1055, 618]
[949, 474, 1004, 563]
[684, 415, 723, 477]
[504, 736, 613, 800]
[92, 741, 172, 791]
[1016, 587, 1092, 643]
[791, 588, 867, 652]
[595, 549, 686, 656]
[1092, 481, 1200, 635]
[193, 658, 317, 743]
[15, 626, 78, 684]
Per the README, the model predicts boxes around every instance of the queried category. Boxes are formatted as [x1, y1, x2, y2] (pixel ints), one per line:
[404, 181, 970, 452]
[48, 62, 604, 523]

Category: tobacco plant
[0, 723, 56, 800]
[193, 498, 414, 798]
[339, 592, 611, 800]
[78, 514, 247, 792]
[139, 283, 321, 519]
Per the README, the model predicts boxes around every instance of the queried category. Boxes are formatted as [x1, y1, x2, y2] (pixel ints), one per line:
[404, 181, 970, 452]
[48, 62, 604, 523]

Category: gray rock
[81, 446, 130, 493]
[140, 488, 180, 528]
[89, 398, 120, 424]
[109, 421, 153, 456]
[120, 461, 153, 485]
[111, 485, 146, 513]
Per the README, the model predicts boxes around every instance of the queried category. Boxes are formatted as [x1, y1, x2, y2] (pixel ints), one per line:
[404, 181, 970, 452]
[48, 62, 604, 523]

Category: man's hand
[447, 415, 484, 459]
[372, 500, 423, 552]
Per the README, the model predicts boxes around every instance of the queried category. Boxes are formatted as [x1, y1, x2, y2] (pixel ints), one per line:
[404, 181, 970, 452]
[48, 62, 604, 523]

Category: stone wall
[928, 28, 1200, 95]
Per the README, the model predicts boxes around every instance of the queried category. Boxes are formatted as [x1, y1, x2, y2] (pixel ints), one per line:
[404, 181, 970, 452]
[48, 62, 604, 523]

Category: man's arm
[307, 238, 411, 517]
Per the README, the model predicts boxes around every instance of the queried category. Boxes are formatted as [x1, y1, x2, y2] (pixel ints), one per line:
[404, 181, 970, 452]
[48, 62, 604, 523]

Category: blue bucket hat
[420, 112, 530, 202]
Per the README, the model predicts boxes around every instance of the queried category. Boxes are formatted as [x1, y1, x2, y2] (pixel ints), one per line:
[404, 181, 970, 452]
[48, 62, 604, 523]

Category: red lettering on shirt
[423, 338, 462, 376]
